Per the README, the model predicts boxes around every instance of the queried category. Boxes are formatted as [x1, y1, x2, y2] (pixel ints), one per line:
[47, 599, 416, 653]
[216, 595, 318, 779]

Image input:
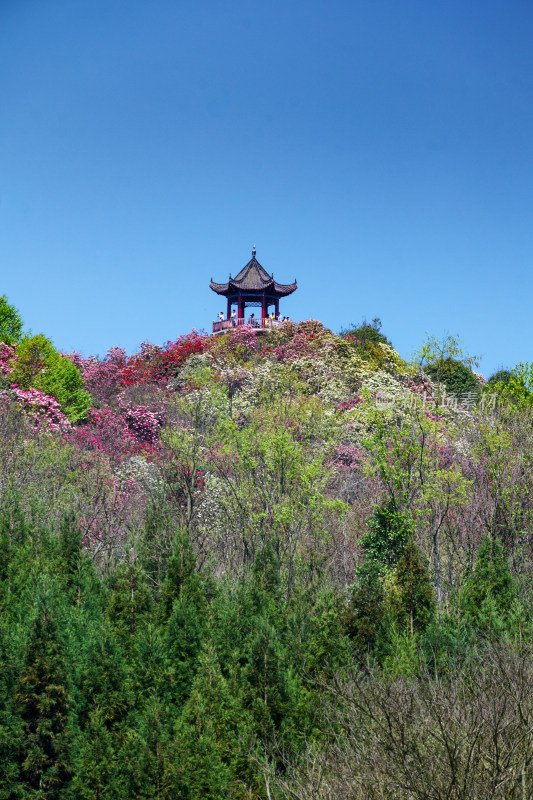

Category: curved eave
[210, 281, 230, 295]
[273, 281, 297, 297]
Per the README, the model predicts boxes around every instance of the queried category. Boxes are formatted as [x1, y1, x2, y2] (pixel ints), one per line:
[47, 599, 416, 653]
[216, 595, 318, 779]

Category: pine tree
[161, 532, 209, 706]
[0, 497, 29, 607]
[244, 616, 291, 734]
[71, 709, 123, 800]
[299, 588, 352, 677]
[160, 530, 206, 622]
[346, 562, 385, 658]
[106, 559, 153, 649]
[390, 538, 436, 635]
[77, 623, 133, 736]
[163, 596, 204, 706]
[14, 595, 73, 798]
[462, 535, 517, 633]
[171, 644, 253, 800]
[0, 620, 22, 797]
[54, 513, 99, 611]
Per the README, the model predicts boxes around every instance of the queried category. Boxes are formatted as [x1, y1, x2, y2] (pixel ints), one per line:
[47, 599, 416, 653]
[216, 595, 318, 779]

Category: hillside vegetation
[1, 303, 533, 799]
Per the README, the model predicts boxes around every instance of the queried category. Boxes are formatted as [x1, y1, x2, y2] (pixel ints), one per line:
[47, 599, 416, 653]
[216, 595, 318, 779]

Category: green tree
[0, 294, 23, 346]
[360, 500, 411, 575]
[160, 530, 206, 622]
[415, 332, 479, 408]
[77, 623, 133, 735]
[14, 595, 73, 798]
[106, 560, 154, 650]
[11, 334, 91, 422]
[172, 644, 253, 800]
[163, 595, 204, 707]
[425, 357, 480, 400]
[461, 536, 517, 633]
[346, 562, 385, 658]
[340, 317, 391, 346]
[388, 538, 436, 635]
[71, 709, 123, 800]
[0, 620, 21, 797]
[487, 369, 513, 388]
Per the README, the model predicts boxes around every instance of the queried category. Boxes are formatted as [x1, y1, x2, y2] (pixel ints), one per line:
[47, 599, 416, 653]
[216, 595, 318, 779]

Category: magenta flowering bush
[66, 347, 127, 404]
[118, 400, 163, 445]
[213, 324, 261, 360]
[265, 320, 335, 363]
[65, 406, 139, 463]
[0, 343, 16, 377]
[0, 386, 71, 432]
[329, 443, 364, 470]
[334, 396, 364, 412]
[123, 332, 210, 385]
[407, 375, 436, 403]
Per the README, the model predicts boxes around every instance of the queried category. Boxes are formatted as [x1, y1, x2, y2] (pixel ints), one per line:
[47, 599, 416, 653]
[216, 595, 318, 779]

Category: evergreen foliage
[425, 356, 480, 398]
[461, 535, 518, 633]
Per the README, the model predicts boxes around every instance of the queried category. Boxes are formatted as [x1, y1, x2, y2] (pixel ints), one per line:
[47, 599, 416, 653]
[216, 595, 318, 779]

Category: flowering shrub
[407, 375, 435, 403]
[335, 396, 364, 412]
[265, 320, 336, 363]
[0, 343, 16, 376]
[329, 443, 364, 470]
[66, 406, 139, 462]
[123, 332, 210, 385]
[119, 401, 162, 445]
[66, 347, 127, 404]
[212, 324, 261, 361]
[0, 386, 71, 432]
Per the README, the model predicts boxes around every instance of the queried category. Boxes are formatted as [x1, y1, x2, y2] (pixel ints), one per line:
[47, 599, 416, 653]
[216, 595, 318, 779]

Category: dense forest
[0, 297, 533, 799]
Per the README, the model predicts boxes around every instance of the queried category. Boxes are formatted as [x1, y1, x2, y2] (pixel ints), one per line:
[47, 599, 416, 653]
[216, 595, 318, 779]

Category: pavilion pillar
[227, 297, 231, 320]
[275, 298, 279, 318]
[261, 295, 267, 326]
[238, 295, 244, 325]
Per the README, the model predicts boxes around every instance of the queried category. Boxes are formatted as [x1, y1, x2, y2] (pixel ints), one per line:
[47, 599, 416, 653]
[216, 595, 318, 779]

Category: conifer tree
[244, 616, 291, 734]
[77, 622, 133, 736]
[390, 538, 436, 635]
[161, 532, 208, 705]
[71, 709, 122, 800]
[346, 562, 385, 657]
[54, 513, 99, 611]
[0, 497, 29, 606]
[106, 558, 153, 649]
[171, 644, 253, 800]
[462, 535, 517, 632]
[160, 529, 206, 621]
[14, 593, 73, 798]
[0, 620, 21, 797]
[163, 596, 204, 706]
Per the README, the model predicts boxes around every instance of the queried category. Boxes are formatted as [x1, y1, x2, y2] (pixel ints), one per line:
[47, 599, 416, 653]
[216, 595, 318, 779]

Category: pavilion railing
[212, 317, 289, 334]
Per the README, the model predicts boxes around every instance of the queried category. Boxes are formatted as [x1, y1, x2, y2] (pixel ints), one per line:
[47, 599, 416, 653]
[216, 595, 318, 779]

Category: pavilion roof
[210, 248, 297, 298]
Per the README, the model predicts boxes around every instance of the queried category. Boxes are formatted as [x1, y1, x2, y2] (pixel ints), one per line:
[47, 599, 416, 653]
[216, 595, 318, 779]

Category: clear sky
[1, 0, 532, 376]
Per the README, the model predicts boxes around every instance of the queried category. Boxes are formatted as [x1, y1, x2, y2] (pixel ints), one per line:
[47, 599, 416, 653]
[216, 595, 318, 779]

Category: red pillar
[227, 297, 231, 320]
[238, 295, 244, 325]
[275, 298, 279, 318]
[261, 296, 267, 326]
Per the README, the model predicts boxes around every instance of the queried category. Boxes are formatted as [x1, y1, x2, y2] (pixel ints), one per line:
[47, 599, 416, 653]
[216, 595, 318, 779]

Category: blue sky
[1, 0, 532, 375]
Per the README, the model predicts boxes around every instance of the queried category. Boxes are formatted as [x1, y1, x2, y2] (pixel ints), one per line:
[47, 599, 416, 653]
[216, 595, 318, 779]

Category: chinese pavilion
[210, 247, 297, 333]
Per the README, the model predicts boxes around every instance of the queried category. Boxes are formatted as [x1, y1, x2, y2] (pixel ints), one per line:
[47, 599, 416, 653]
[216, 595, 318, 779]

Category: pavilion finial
[252, 244, 256, 257]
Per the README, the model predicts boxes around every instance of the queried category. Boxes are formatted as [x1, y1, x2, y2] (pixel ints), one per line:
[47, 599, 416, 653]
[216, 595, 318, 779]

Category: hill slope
[1, 319, 532, 799]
